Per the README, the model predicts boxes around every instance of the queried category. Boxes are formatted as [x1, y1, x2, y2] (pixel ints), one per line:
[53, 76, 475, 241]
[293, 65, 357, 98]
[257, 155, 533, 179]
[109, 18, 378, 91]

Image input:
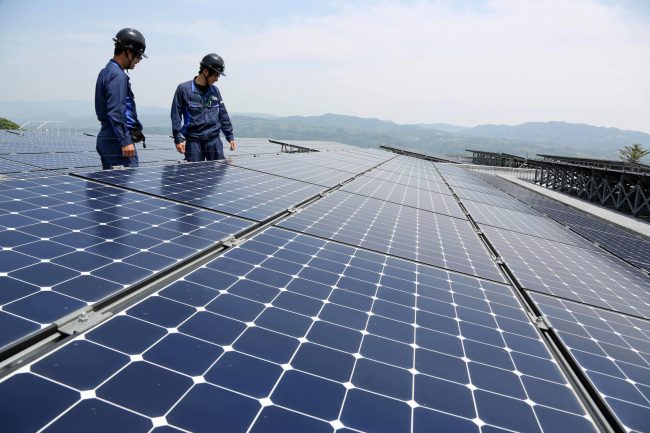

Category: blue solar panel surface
[216, 156, 360, 187]
[1, 148, 646, 433]
[3, 152, 101, 170]
[531, 293, 650, 432]
[462, 200, 600, 250]
[0, 227, 598, 433]
[278, 190, 506, 283]
[0, 157, 38, 174]
[341, 176, 465, 219]
[0, 175, 253, 349]
[482, 224, 650, 319]
[473, 171, 650, 274]
[76, 162, 327, 221]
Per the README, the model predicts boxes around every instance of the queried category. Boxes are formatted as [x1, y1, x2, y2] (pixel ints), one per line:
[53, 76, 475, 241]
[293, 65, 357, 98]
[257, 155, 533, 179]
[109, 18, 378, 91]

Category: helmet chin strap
[124, 49, 140, 74]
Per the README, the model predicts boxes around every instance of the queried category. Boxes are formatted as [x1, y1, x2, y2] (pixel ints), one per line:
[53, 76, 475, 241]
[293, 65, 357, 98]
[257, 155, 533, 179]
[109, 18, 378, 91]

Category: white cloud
[1, 0, 648, 131]
[220, 0, 650, 130]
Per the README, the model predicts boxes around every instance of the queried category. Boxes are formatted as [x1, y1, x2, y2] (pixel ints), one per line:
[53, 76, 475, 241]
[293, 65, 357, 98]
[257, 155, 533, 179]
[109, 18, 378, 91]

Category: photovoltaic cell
[278, 190, 506, 282]
[454, 187, 539, 215]
[0, 227, 598, 433]
[568, 225, 650, 273]
[482, 225, 650, 319]
[0, 175, 253, 349]
[341, 175, 466, 219]
[3, 152, 100, 170]
[0, 157, 38, 174]
[531, 293, 650, 433]
[462, 200, 599, 250]
[363, 167, 450, 194]
[473, 171, 650, 274]
[217, 155, 359, 187]
[75, 162, 326, 221]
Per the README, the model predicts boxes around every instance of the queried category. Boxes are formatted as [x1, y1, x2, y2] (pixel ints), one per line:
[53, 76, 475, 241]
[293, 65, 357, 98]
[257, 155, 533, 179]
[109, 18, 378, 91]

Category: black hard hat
[113, 28, 147, 58]
[200, 53, 226, 76]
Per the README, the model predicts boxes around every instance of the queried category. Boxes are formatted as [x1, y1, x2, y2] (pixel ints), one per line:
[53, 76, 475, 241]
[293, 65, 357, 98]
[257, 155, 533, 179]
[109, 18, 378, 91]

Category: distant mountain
[458, 122, 650, 158]
[1, 100, 648, 162]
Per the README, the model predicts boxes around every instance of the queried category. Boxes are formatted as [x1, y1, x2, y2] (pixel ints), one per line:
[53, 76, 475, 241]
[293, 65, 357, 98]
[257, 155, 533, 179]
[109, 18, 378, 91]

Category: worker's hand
[175, 142, 186, 154]
[122, 143, 136, 158]
[229, 140, 237, 151]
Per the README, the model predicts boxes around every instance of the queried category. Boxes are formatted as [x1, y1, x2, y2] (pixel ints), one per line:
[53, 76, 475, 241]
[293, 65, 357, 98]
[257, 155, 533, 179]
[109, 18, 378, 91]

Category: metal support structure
[465, 149, 528, 168]
[529, 160, 650, 217]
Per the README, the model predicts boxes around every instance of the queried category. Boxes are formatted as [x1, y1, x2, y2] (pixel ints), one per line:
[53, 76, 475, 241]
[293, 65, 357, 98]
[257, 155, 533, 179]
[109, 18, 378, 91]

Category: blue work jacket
[171, 79, 234, 145]
[95, 59, 142, 147]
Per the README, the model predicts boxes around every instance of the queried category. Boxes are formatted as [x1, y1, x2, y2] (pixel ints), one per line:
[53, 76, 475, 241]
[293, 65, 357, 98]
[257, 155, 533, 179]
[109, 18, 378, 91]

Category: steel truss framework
[530, 160, 650, 217]
[466, 149, 527, 168]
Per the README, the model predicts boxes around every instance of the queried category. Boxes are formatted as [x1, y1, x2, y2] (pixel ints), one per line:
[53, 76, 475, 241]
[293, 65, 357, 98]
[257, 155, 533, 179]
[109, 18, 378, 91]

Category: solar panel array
[473, 171, 650, 274]
[0, 132, 287, 175]
[0, 175, 253, 350]
[0, 148, 648, 433]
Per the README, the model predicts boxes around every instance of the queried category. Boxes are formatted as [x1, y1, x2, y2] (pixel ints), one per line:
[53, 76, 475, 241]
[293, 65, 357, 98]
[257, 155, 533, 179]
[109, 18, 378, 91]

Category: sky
[0, 0, 649, 132]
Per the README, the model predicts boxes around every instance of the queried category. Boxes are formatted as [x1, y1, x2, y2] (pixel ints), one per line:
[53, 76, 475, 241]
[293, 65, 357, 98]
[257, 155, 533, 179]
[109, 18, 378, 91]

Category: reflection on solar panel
[0, 227, 598, 433]
[76, 162, 326, 221]
[482, 225, 650, 318]
[532, 293, 650, 432]
[278, 190, 505, 282]
[0, 175, 253, 350]
[0, 145, 647, 433]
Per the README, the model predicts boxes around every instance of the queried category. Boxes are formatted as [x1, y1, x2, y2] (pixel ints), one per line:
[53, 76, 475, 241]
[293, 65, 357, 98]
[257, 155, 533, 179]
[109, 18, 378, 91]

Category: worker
[171, 53, 236, 161]
[95, 28, 147, 169]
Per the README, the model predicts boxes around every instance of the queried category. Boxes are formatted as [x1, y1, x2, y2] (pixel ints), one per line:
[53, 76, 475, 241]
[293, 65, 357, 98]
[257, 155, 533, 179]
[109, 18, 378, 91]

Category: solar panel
[0, 132, 96, 154]
[473, 171, 650, 273]
[0, 157, 39, 174]
[462, 200, 600, 249]
[0, 227, 599, 433]
[0, 146, 645, 432]
[570, 225, 650, 272]
[531, 293, 650, 432]
[296, 151, 393, 174]
[363, 168, 451, 194]
[278, 190, 506, 283]
[75, 162, 327, 222]
[216, 155, 360, 187]
[481, 225, 650, 318]
[0, 175, 253, 350]
[2, 152, 100, 170]
[341, 175, 466, 219]
[454, 187, 539, 215]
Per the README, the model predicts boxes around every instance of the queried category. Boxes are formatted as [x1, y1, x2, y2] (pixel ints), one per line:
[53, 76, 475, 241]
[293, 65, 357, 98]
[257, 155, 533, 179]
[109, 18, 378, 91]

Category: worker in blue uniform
[95, 28, 147, 169]
[171, 53, 237, 161]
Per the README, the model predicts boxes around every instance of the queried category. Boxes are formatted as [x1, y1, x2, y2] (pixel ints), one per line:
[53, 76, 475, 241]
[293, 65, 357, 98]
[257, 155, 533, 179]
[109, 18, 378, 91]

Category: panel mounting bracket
[59, 311, 112, 336]
[222, 236, 242, 248]
[534, 315, 552, 331]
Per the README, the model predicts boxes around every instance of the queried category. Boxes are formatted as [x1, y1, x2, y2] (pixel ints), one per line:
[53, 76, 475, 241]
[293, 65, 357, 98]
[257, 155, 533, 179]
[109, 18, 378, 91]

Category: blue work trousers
[96, 128, 139, 169]
[185, 137, 225, 162]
